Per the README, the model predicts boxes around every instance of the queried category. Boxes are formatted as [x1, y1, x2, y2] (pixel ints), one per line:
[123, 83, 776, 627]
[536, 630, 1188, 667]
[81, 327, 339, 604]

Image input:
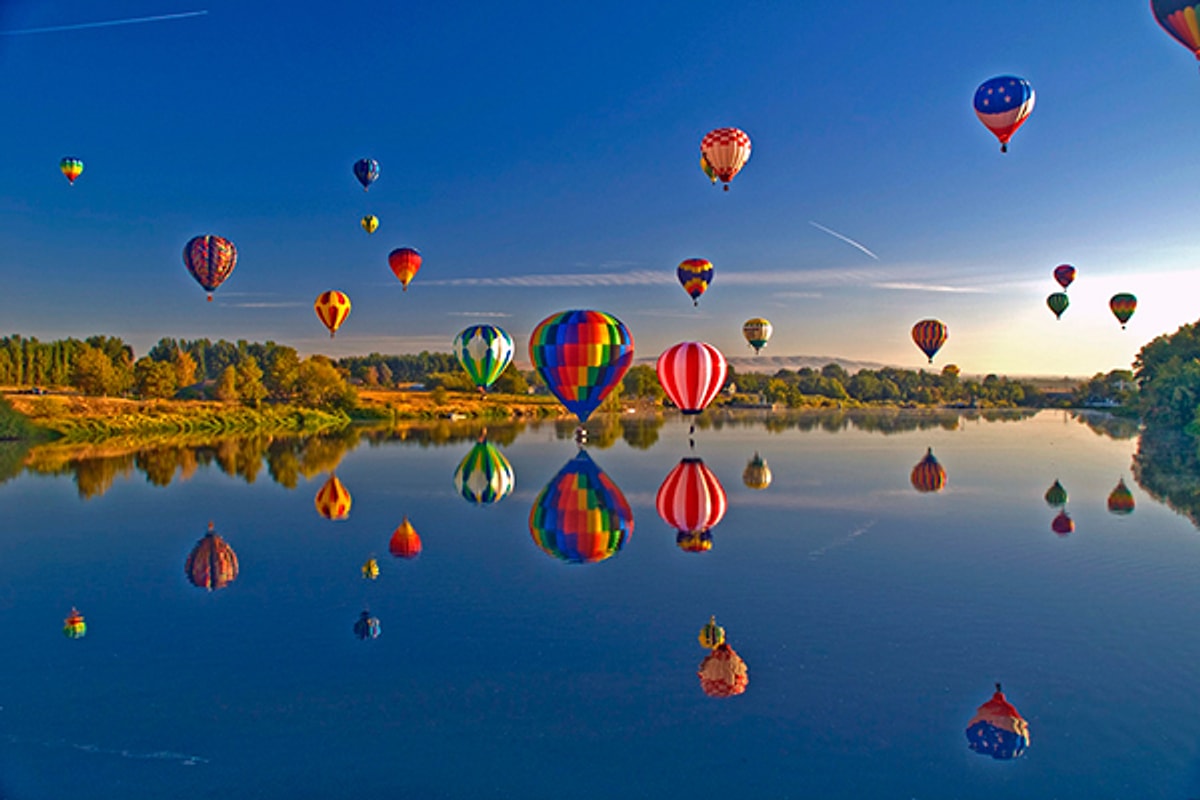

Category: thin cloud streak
[224, 302, 307, 309]
[0, 10, 208, 35]
[808, 221, 879, 260]
[446, 311, 512, 318]
[871, 281, 988, 294]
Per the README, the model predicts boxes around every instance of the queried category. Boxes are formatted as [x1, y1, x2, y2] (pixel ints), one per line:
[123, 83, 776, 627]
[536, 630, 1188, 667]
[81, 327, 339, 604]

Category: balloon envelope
[389, 517, 423, 559]
[60, 157, 83, 184]
[529, 450, 633, 564]
[315, 474, 352, 520]
[388, 248, 422, 291]
[742, 452, 772, 490]
[1107, 479, 1135, 514]
[676, 258, 713, 306]
[314, 290, 351, 338]
[700, 127, 751, 190]
[699, 616, 725, 650]
[361, 215, 379, 234]
[353, 158, 379, 190]
[656, 341, 728, 416]
[912, 320, 947, 363]
[656, 457, 728, 539]
[63, 608, 86, 639]
[910, 448, 946, 493]
[1152, 0, 1200, 59]
[1044, 479, 1068, 508]
[185, 522, 239, 590]
[966, 684, 1029, 759]
[353, 610, 381, 640]
[698, 643, 749, 697]
[453, 437, 515, 505]
[1053, 264, 1076, 290]
[742, 318, 772, 353]
[1051, 509, 1075, 536]
[529, 310, 634, 424]
[454, 325, 515, 391]
[1047, 292, 1069, 320]
[1110, 293, 1137, 328]
[973, 76, 1035, 152]
[183, 235, 237, 301]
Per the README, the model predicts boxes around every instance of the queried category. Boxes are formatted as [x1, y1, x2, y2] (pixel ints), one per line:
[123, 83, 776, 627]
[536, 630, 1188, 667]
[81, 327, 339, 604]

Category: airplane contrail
[808, 220, 879, 260]
[0, 10, 208, 36]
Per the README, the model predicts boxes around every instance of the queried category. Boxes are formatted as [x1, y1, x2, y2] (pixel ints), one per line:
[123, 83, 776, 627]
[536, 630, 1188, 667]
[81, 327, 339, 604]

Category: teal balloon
[1047, 292, 1069, 320]
[454, 325, 515, 392]
[453, 438, 515, 505]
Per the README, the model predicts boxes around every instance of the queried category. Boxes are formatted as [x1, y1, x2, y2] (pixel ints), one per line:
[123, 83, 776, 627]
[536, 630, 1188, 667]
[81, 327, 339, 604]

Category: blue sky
[1, 0, 1197, 376]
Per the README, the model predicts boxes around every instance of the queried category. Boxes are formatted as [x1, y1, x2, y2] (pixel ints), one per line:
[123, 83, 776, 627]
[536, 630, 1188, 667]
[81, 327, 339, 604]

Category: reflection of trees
[1133, 427, 1200, 529]
[0, 441, 30, 485]
[687, 408, 1034, 435]
[1071, 411, 1142, 441]
[621, 415, 664, 450]
[75, 455, 135, 499]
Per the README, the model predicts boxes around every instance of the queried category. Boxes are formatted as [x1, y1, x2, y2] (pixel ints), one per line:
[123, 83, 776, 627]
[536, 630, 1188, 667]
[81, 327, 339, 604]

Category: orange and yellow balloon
[60, 157, 84, 185]
[314, 290, 351, 338]
[315, 474, 352, 520]
[388, 247, 422, 291]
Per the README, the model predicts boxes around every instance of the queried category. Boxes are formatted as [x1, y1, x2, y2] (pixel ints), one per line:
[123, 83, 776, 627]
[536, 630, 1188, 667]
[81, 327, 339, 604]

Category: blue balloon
[353, 158, 379, 191]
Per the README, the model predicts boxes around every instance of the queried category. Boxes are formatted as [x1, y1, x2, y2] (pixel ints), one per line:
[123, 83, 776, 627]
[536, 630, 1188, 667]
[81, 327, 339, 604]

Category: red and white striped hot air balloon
[700, 127, 751, 191]
[656, 457, 728, 552]
[656, 341, 728, 418]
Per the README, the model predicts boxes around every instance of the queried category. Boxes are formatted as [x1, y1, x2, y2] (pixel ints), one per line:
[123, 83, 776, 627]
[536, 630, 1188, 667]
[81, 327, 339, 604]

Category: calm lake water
[3, 409, 1200, 799]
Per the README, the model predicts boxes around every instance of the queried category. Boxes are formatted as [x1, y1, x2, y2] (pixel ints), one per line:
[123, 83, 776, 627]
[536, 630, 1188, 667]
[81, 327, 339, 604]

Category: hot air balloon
[1053, 264, 1076, 290]
[314, 290, 351, 338]
[676, 529, 713, 552]
[183, 235, 237, 301]
[1044, 479, 1068, 508]
[63, 607, 86, 639]
[1051, 509, 1075, 536]
[454, 325, 515, 392]
[1047, 292, 1069, 321]
[529, 310, 634, 427]
[1110, 293, 1136, 328]
[912, 319, 947, 364]
[677, 258, 713, 306]
[657, 342, 728, 425]
[699, 616, 725, 650]
[1107, 478, 1135, 514]
[387, 247, 421, 291]
[700, 154, 717, 184]
[353, 158, 379, 191]
[742, 452, 772, 490]
[353, 610, 381, 640]
[361, 215, 379, 234]
[700, 127, 751, 191]
[362, 558, 379, 580]
[185, 521, 239, 590]
[453, 435, 515, 505]
[910, 448, 947, 493]
[389, 517, 422, 559]
[315, 474, 351, 520]
[59, 157, 83, 185]
[698, 643, 749, 697]
[742, 318, 772, 353]
[529, 450, 633, 564]
[656, 458, 728, 550]
[1152, 1, 1200, 62]
[966, 683, 1030, 760]
[973, 76, 1035, 153]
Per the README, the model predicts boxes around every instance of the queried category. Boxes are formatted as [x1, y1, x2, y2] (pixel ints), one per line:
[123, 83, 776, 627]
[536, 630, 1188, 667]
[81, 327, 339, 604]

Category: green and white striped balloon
[454, 325, 514, 391]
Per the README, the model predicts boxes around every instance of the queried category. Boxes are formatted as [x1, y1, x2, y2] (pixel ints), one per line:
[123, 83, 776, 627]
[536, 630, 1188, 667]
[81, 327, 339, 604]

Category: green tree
[134, 357, 178, 399]
[236, 356, 268, 407]
[72, 345, 119, 396]
[296, 357, 357, 410]
[491, 363, 529, 394]
[216, 365, 238, 402]
[623, 365, 664, 401]
[172, 348, 198, 388]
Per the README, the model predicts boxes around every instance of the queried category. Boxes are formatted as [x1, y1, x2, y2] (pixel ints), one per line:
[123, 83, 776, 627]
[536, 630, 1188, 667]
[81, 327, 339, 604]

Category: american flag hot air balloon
[973, 76, 1035, 153]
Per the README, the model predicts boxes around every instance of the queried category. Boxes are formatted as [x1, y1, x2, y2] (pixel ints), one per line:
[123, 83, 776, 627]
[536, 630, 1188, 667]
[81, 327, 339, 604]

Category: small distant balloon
[361, 215, 379, 234]
[1044, 479, 1068, 508]
[59, 157, 84, 185]
[677, 258, 713, 306]
[1051, 509, 1075, 536]
[353, 158, 379, 191]
[315, 474, 352, 520]
[973, 76, 1035, 153]
[389, 517, 422, 559]
[966, 683, 1030, 760]
[1053, 264, 1076, 290]
[362, 558, 379, 580]
[63, 607, 86, 639]
[698, 643, 749, 697]
[314, 290, 351, 338]
[1047, 292, 1069, 321]
[1110, 293, 1136, 328]
[183, 235, 237, 301]
[912, 319, 947, 364]
[742, 318, 772, 353]
[910, 447, 947, 493]
[353, 610, 381, 640]
[699, 616, 726, 650]
[1107, 478, 1135, 515]
[185, 521, 239, 591]
[1152, 1, 1200, 62]
[742, 452, 772, 490]
[700, 127, 751, 191]
[388, 247, 422, 291]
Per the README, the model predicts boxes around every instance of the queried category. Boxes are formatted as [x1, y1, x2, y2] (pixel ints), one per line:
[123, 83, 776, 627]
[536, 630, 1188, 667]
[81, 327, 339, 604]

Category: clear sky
[1, 0, 1197, 376]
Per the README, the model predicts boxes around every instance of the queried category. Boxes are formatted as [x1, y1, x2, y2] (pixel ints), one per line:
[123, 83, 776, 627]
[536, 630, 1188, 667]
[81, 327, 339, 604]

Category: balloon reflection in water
[362, 558, 379, 580]
[529, 450, 633, 564]
[315, 474, 352, 520]
[185, 521, 239, 591]
[1051, 510, 1075, 536]
[389, 517, 422, 559]
[699, 616, 725, 650]
[966, 683, 1030, 760]
[1044, 479, 1068, 507]
[1107, 479, 1135, 515]
[656, 458, 727, 552]
[910, 448, 946, 493]
[63, 608, 86, 639]
[698, 643, 749, 698]
[453, 436, 515, 505]
[742, 452, 772, 490]
[353, 610, 381, 640]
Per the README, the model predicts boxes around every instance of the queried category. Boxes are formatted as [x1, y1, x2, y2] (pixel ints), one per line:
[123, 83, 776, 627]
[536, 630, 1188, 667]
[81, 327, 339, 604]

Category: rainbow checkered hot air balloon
[389, 517, 422, 559]
[315, 474, 351, 520]
[185, 521, 239, 591]
[454, 325, 514, 392]
[676, 259, 714, 306]
[453, 436, 515, 505]
[973, 76, 1035, 153]
[910, 448, 946, 493]
[656, 458, 727, 553]
[529, 450, 633, 564]
[529, 310, 634, 426]
[966, 683, 1030, 759]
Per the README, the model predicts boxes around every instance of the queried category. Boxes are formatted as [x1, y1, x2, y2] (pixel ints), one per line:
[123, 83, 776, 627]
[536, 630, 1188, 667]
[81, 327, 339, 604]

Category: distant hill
[634, 353, 890, 374]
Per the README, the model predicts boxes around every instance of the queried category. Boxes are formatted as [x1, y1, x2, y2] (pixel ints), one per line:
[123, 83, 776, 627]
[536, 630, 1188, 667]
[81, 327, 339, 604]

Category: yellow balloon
[361, 215, 379, 234]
